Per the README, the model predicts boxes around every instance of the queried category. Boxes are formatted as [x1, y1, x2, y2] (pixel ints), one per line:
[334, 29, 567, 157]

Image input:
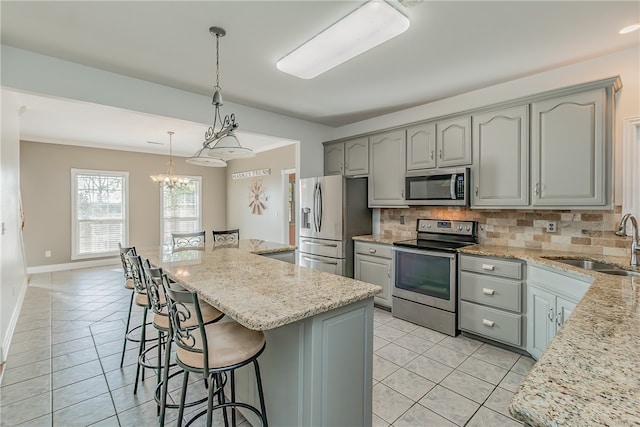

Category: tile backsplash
[379, 206, 631, 257]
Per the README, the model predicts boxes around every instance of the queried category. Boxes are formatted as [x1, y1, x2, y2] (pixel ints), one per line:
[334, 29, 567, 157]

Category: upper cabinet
[406, 122, 436, 170]
[406, 117, 471, 171]
[472, 105, 529, 207]
[437, 116, 472, 167]
[531, 88, 608, 207]
[369, 130, 406, 207]
[324, 137, 369, 177]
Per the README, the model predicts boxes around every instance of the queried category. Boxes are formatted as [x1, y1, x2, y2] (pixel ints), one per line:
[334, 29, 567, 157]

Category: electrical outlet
[546, 221, 558, 233]
[400, 215, 405, 225]
[480, 224, 494, 232]
[45, 250, 52, 257]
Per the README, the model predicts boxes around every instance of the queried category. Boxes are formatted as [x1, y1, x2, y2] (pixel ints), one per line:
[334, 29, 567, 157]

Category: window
[71, 169, 128, 259]
[160, 178, 202, 247]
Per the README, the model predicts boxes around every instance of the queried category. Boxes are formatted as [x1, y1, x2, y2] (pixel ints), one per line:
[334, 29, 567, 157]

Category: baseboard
[1, 276, 28, 364]
[26, 257, 120, 274]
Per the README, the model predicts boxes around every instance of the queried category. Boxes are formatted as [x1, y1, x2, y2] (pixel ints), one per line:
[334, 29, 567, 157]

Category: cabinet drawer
[459, 272, 522, 312]
[460, 255, 522, 279]
[355, 241, 392, 258]
[459, 301, 522, 346]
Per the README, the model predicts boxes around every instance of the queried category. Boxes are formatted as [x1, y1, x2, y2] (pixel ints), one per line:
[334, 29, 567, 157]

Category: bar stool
[160, 276, 268, 427]
[118, 244, 139, 368]
[172, 231, 206, 249]
[212, 229, 240, 246]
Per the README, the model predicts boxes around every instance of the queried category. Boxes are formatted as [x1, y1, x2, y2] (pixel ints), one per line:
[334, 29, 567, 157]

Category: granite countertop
[459, 244, 640, 427]
[353, 234, 415, 245]
[138, 241, 381, 331]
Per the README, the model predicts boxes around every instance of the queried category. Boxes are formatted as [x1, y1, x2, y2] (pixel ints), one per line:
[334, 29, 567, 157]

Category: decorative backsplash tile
[379, 206, 631, 257]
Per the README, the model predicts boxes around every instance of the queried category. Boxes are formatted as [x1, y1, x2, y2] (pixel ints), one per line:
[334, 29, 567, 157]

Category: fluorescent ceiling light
[619, 23, 640, 34]
[276, 1, 410, 79]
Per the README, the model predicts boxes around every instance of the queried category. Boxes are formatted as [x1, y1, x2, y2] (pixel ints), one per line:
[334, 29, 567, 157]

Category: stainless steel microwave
[405, 167, 470, 206]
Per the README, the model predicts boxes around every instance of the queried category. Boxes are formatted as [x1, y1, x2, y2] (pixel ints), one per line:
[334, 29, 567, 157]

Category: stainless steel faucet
[615, 213, 640, 266]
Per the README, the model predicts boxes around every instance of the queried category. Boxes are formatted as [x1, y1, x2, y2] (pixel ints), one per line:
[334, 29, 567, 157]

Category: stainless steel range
[392, 218, 478, 336]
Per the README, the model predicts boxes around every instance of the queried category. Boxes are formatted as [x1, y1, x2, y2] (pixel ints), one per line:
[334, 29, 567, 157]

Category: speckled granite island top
[459, 244, 640, 427]
[138, 240, 381, 332]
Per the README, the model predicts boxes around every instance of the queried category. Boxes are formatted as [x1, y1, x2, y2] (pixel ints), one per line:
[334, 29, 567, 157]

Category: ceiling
[1, 1, 639, 156]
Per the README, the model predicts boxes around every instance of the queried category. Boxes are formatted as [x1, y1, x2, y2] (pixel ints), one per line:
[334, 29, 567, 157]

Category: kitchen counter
[139, 241, 381, 331]
[353, 233, 414, 245]
[459, 245, 640, 426]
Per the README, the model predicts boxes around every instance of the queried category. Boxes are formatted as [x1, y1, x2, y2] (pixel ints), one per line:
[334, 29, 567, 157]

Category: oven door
[392, 246, 457, 312]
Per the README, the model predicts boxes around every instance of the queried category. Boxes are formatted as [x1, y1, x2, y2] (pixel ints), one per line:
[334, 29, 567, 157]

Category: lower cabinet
[354, 241, 392, 308]
[526, 264, 591, 359]
[458, 255, 525, 349]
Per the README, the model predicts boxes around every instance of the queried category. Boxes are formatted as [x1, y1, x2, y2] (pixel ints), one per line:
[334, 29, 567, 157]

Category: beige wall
[20, 141, 226, 267]
[226, 144, 296, 243]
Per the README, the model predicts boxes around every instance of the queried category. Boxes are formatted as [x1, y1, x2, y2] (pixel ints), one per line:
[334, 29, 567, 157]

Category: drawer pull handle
[369, 248, 376, 254]
[482, 264, 495, 271]
[482, 319, 495, 327]
[482, 288, 495, 295]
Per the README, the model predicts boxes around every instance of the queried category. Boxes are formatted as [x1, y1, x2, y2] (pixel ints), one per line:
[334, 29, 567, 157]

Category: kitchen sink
[549, 258, 620, 270]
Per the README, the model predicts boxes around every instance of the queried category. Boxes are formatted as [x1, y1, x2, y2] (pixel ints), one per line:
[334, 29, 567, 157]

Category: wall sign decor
[249, 179, 269, 215]
[232, 168, 271, 180]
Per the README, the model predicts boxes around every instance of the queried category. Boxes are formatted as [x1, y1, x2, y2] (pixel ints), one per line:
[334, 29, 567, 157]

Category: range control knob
[427, 224, 432, 228]
[466, 226, 471, 231]
[457, 225, 463, 230]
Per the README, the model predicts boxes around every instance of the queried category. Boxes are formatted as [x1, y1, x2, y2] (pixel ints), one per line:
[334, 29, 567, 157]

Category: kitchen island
[459, 245, 640, 427]
[139, 240, 381, 426]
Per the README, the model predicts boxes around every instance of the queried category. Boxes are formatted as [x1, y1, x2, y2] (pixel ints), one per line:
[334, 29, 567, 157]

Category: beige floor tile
[372, 383, 414, 424]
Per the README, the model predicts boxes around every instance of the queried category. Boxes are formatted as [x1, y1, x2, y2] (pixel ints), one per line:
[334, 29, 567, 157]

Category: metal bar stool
[160, 277, 268, 427]
[118, 244, 141, 368]
[212, 229, 240, 246]
[172, 231, 206, 249]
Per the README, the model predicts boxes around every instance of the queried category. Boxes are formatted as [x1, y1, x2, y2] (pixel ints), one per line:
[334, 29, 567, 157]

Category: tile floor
[0, 265, 534, 426]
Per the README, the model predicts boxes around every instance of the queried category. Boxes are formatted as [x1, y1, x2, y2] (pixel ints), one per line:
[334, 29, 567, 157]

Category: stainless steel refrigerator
[298, 175, 372, 277]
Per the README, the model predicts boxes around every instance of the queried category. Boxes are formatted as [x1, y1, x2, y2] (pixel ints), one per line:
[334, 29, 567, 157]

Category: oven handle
[392, 246, 456, 260]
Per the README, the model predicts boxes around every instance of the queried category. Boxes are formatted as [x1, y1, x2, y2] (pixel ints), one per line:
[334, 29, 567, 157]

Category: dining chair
[172, 231, 206, 249]
[160, 277, 268, 427]
[212, 228, 240, 246]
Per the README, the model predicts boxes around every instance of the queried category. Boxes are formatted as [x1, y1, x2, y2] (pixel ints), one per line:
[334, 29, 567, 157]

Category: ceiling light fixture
[187, 26, 254, 168]
[619, 23, 640, 34]
[276, 0, 410, 79]
[151, 131, 190, 188]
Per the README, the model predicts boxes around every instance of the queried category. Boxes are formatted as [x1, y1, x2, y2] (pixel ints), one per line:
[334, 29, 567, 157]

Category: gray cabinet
[368, 130, 406, 207]
[472, 105, 529, 207]
[526, 264, 590, 359]
[437, 116, 472, 167]
[406, 122, 436, 171]
[458, 254, 525, 348]
[324, 138, 369, 176]
[531, 88, 607, 207]
[354, 241, 392, 308]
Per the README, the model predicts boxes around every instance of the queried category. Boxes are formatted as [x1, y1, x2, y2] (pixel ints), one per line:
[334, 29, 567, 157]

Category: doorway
[282, 169, 296, 246]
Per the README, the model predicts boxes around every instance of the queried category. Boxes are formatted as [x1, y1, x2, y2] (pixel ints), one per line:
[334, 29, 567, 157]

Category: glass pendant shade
[186, 147, 228, 167]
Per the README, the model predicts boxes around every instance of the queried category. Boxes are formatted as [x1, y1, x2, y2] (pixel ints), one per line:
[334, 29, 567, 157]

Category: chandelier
[151, 131, 190, 188]
[187, 26, 254, 168]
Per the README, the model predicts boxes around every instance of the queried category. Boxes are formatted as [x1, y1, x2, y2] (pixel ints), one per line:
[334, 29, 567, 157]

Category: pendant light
[187, 26, 254, 167]
[151, 131, 190, 188]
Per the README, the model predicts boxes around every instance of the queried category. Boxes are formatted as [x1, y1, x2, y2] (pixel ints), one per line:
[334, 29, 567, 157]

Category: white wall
[0, 45, 330, 179]
[1, 90, 27, 362]
[327, 47, 640, 205]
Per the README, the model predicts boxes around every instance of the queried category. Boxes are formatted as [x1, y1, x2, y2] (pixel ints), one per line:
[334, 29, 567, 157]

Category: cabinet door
[437, 116, 472, 167]
[344, 138, 369, 176]
[324, 143, 344, 176]
[355, 254, 392, 308]
[555, 296, 577, 331]
[527, 284, 556, 360]
[531, 88, 606, 206]
[368, 130, 406, 207]
[406, 122, 436, 171]
[472, 106, 529, 207]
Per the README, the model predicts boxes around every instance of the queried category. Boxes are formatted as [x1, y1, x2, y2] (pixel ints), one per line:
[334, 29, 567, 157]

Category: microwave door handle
[450, 174, 456, 199]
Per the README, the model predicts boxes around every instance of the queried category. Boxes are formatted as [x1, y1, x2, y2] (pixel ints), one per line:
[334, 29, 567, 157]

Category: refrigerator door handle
[302, 256, 338, 266]
[300, 239, 338, 248]
[316, 181, 323, 232]
[312, 182, 319, 232]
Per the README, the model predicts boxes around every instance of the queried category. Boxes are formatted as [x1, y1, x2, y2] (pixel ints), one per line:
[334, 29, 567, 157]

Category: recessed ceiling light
[619, 23, 640, 34]
[276, 1, 410, 79]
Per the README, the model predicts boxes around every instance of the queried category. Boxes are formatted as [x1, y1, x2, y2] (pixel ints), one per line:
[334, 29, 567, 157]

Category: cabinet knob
[482, 288, 495, 295]
[430, 150, 434, 160]
[439, 149, 443, 159]
[482, 319, 495, 327]
[556, 311, 563, 327]
[481, 264, 495, 271]
[369, 248, 376, 254]
[535, 183, 540, 196]
[548, 308, 555, 322]
[475, 186, 479, 197]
